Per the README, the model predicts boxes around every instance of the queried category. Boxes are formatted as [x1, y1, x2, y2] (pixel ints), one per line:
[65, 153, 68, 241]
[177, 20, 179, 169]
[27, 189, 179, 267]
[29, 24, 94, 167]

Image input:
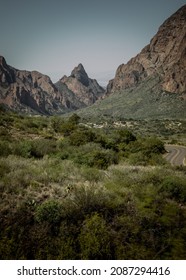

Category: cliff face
[107, 5, 186, 96]
[0, 57, 66, 114]
[0, 59, 104, 114]
[55, 64, 105, 107]
[0, 56, 16, 86]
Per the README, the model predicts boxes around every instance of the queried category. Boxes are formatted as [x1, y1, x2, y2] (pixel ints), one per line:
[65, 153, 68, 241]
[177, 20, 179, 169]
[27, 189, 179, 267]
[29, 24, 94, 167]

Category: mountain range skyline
[1, 0, 185, 86]
[0, 4, 185, 119]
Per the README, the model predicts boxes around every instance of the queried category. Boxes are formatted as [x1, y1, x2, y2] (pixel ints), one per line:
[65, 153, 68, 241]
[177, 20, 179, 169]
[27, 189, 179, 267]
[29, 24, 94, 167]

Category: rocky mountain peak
[70, 63, 90, 87]
[75, 63, 85, 72]
[107, 5, 186, 95]
[0, 55, 15, 86]
[56, 64, 105, 107]
[0, 56, 6, 66]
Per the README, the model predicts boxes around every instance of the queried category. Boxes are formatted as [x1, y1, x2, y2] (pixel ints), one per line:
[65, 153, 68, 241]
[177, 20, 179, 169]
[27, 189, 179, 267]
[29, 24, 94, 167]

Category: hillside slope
[76, 74, 186, 120]
[77, 5, 186, 120]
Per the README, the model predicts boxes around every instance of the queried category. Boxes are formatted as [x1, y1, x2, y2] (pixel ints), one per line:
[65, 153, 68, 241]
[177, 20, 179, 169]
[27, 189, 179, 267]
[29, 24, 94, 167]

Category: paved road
[164, 145, 186, 166]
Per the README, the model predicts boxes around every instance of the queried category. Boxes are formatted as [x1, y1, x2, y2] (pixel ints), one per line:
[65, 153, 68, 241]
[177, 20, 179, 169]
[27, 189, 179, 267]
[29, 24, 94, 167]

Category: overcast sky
[0, 0, 185, 85]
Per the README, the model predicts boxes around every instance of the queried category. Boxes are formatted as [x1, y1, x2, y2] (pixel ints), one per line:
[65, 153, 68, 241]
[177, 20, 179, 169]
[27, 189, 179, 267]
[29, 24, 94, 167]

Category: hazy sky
[0, 0, 185, 85]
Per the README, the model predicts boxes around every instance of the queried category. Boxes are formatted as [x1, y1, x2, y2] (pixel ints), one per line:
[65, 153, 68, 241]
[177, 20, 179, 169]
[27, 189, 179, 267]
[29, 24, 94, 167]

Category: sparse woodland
[0, 108, 186, 259]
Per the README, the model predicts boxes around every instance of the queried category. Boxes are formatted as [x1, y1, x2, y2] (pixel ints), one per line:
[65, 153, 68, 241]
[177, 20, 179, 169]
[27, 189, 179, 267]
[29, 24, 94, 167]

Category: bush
[142, 137, 165, 156]
[116, 129, 136, 144]
[79, 213, 111, 259]
[68, 113, 80, 125]
[60, 122, 76, 136]
[0, 126, 10, 140]
[50, 116, 64, 133]
[0, 140, 11, 157]
[0, 160, 10, 177]
[35, 200, 62, 224]
[80, 167, 102, 183]
[72, 143, 118, 169]
[159, 176, 186, 202]
[68, 128, 96, 146]
[89, 150, 118, 169]
[12, 140, 32, 158]
[30, 139, 57, 158]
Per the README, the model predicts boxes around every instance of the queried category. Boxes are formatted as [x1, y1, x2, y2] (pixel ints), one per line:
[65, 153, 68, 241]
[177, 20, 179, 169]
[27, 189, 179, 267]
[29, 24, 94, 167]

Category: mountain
[0, 59, 104, 114]
[107, 5, 186, 96]
[0, 56, 67, 114]
[55, 63, 104, 107]
[77, 5, 186, 120]
[1, 6, 185, 118]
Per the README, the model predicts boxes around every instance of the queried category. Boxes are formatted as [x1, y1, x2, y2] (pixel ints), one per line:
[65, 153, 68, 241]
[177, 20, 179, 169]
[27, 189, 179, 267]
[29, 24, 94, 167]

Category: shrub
[0, 140, 11, 157]
[159, 176, 186, 202]
[79, 213, 111, 259]
[30, 139, 57, 158]
[0, 160, 10, 177]
[68, 113, 80, 125]
[69, 185, 111, 217]
[0, 126, 10, 140]
[68, 128, 96, 146]
[50, 116, 64, 133]
[80, 167, 102, 183]
[60, 122, 76, 136]
[12, 140, 32, 158]
[72, 143, 118, 169]
[35, 200, 62, 224]
[116, 129, 136, 144]
[89, 150, 118, 169]
[142, 137, 165, 156]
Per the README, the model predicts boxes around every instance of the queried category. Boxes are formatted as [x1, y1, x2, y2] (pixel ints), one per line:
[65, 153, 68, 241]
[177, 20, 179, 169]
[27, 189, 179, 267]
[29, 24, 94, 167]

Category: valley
[0, 5, 186, 260]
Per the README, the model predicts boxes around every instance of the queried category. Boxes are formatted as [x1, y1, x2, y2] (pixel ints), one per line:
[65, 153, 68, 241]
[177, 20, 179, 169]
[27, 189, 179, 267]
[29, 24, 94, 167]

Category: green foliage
[68, 127, 96, 146]
[89, 150, 118, 169]
[142, 137, 165, 155]
[71, 143, 118, 169]
[1, 111, 186, 260]
[50, 116, 64, 133]
[0, 126, 10, 140]
[0, 140, 11, 157]
[0, 160, 10, 177]
[116, 129, 137, 144]
[159, 176, 186, 202]
[79, 213, 111, 259]
[68, 113, 80, 125]
[12, 140, 32, 158]
[80, 167, 103, 183]
[30, 139, 57, 158]
[35, 200, 62, 224]
[60, 121, 76, 136]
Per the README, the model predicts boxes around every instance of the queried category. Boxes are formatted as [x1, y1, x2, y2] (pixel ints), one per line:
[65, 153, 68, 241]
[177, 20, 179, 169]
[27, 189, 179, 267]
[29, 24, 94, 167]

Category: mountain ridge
[0, 58, 104, 114]
[0, 5, 185, 118]
[55, 63, 104, 107]
[78, 4, 186, 120]
[106, 5, 186, 97]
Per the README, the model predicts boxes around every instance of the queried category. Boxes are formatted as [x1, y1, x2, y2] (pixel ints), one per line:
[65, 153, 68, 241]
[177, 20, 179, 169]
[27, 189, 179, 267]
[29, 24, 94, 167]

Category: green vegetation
[0, 109, 186, 259]
[75, 74, 186, 121]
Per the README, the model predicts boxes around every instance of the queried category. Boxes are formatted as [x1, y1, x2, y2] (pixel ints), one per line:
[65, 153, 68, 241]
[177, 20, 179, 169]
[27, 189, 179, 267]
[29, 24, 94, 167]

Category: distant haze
[1, 0, 185, 86]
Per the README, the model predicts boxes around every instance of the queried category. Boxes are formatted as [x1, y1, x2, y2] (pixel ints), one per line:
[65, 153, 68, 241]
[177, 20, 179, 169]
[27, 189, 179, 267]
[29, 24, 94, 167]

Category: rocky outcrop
[0, 58, 104, 114]
[107, 5, 186, 95]
[55, 64, 104, 107]
[0, 56, 16, 87]
[0, 57, 66, 114]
